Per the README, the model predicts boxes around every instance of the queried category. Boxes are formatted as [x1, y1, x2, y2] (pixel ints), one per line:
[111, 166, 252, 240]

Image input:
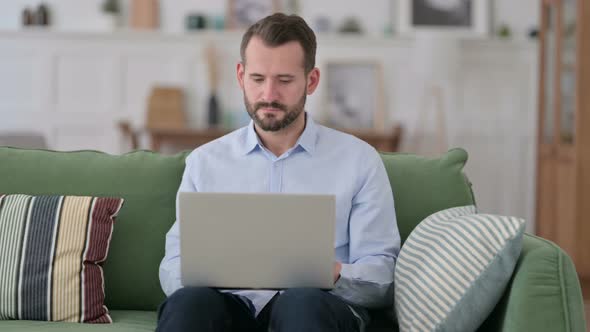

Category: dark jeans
[156, 287, 365, 332]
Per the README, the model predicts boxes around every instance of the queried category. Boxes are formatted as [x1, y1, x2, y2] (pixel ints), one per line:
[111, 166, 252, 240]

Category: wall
[0, 0, 539, 39]
[0, 30, 538, 233]
[0, 1, 541, 231]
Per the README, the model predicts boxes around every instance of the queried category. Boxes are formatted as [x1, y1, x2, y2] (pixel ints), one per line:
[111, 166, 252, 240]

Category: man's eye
[253, 78, 264, 83]
[280, 80, 292, 84]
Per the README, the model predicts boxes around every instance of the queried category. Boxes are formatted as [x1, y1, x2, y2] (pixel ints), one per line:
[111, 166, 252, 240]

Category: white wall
[0, 30, 538, 232]
[0, 0, 539, 39]
[0, 1, 541, 229]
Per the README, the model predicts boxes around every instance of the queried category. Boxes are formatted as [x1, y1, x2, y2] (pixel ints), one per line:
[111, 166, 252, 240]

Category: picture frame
[398, 0, 489, 36]
[322, 61, 385, 132]
[226, 0, 280, 29]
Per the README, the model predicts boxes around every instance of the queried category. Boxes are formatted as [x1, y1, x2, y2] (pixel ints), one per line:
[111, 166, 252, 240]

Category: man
[157, 13, 400, 332]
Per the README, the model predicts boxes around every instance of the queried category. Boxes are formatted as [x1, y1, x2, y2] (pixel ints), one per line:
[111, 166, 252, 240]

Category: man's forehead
[245, 36, 303, 53]
[244, 66, 304, 77]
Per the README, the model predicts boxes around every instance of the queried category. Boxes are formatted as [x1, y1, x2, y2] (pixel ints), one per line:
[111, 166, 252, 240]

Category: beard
[244, 91, 307, 132]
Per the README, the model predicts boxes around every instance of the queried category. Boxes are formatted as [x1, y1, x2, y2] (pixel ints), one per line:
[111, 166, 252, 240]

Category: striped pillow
[0, 194, 123, 323]
[394, 206, 525, 332]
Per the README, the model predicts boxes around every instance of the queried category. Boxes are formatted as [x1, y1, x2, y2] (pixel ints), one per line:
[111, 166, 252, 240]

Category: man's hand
[333, 262, 342, 283]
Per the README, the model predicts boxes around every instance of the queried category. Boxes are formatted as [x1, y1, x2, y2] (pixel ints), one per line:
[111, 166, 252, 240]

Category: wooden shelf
[0, 29, 539, 52]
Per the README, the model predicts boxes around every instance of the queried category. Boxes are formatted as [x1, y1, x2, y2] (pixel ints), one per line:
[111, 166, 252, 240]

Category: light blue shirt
[159, 114, 400, 319]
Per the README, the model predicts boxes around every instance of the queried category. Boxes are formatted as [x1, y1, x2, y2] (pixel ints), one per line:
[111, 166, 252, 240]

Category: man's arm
[159, 156, 197, 296]
[330, 148, 400, 308]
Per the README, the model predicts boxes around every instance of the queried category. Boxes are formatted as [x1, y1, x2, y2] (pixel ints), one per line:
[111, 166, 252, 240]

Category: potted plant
[99, 0, 121, 30]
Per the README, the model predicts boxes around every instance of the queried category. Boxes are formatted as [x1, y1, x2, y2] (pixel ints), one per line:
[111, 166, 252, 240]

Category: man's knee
[269, 288, 361, 332]
[159, 287, 226, 321]
[166, 286, 223, 309]
[276, 288, 326, 306]
[157, 287, 229, 332]
[272, 288, 330, 318]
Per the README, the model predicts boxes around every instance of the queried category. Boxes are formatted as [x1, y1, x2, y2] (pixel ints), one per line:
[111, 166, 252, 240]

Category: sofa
[0, 146, 586, 331]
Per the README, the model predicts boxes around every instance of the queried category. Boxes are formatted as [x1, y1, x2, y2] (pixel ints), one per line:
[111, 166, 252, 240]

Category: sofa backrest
[0, 147, 187, 311]
[0, 147, 475, 311]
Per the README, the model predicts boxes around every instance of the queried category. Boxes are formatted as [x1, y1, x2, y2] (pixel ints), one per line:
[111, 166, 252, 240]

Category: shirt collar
[297, 114, 318, 155]
[239, 112, 318, 156]
[241, 120, 260, 155]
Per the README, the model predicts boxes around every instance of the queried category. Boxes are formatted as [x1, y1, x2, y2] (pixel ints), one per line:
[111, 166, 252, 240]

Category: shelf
[0, 29, 539, 51]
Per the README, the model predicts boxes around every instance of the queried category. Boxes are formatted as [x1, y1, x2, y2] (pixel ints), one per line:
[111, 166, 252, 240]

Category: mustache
[254, 101, 287, 111]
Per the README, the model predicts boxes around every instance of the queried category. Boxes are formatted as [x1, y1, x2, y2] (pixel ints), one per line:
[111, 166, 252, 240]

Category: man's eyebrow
[248, 73, 295, 79]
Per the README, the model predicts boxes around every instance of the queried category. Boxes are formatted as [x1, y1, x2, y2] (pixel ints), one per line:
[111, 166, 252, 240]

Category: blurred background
[0, 0, 590, 320]
[0, 0, 588, 313]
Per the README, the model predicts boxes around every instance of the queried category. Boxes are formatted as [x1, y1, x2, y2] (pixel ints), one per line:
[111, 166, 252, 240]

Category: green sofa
[0, 146, 586, 331]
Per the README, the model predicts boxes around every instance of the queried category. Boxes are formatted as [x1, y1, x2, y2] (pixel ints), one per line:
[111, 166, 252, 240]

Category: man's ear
[306, 67, 320, 95]
[236, 62, 246, 90]
[237, 62, 245, 89]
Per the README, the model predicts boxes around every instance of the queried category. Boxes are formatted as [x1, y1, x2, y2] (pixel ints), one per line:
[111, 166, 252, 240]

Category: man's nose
[262, 81, 279, 102]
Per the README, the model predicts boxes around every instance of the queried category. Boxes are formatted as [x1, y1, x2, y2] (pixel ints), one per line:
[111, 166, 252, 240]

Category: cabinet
[536, 0, 590, 288]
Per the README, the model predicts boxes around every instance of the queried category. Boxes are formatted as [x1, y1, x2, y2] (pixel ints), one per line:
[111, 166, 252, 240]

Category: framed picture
[227, 0, 280, 29]
[398, 0, 489, 36]
[323, 61, 385, 131]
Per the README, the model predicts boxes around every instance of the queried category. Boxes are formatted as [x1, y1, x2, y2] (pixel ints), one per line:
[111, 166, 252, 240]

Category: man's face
[237, 37, 319, 132]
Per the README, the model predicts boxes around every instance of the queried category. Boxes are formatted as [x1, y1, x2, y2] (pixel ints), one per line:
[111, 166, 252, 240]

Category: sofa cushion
[0, 147, 188, 311]
[0, 194, 123, 323]
[394, 205, 525, 331]
[0, 310, 157, 331]
[379, 148, 475, 244]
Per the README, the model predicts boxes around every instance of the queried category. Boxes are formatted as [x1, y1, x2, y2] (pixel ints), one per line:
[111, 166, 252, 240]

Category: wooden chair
[118, 121, 140, 150]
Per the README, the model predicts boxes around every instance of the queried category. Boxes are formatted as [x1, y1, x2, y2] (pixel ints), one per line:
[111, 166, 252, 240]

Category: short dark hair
[240, 13, 317, 74]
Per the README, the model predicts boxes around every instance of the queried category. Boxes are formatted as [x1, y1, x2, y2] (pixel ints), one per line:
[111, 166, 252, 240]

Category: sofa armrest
[478, 234, 587, 332]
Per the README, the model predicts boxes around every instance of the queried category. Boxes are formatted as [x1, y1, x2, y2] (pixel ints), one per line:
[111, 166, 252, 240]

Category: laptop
[178, 192, 336, 290]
